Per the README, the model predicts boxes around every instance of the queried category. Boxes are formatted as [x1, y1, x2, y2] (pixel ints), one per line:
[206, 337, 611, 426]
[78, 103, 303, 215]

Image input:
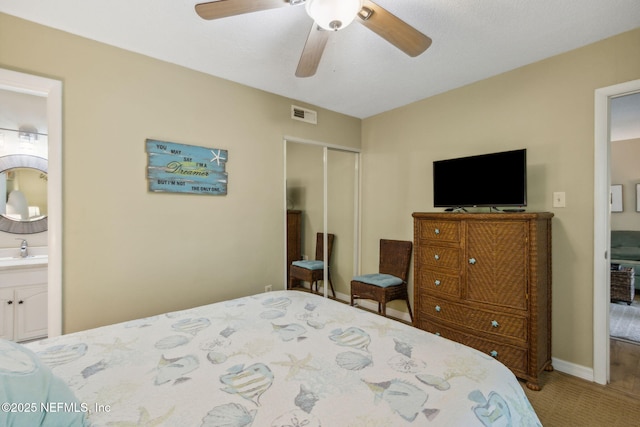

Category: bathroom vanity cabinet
[0, 265, 48, 342]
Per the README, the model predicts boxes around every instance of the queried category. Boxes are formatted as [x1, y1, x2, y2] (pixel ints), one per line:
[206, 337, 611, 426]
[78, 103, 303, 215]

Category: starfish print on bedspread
[364, 320, 402, 337]
[273, 353, 320, 380]
[94, 337, 136, 353]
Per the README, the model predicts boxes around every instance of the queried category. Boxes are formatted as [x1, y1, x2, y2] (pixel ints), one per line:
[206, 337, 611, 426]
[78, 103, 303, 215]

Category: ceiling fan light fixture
[305, 0, 364, 31]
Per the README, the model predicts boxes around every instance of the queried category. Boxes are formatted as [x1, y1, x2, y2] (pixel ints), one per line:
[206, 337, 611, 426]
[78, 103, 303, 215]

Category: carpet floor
[523, 371, 640, 426]
[610, 301, 640, 342]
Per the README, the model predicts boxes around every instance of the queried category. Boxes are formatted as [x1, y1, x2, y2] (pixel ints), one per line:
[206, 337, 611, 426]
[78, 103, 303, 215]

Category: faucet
[16, 238, 28, 258]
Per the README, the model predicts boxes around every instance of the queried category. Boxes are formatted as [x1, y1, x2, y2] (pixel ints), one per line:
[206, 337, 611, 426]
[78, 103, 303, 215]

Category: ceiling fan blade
[195, 0, 292, 20]
[356, 0, 432, 57]
[295, 24, 330, 78]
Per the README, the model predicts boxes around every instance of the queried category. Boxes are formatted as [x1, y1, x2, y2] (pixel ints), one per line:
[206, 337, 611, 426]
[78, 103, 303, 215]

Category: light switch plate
[553, 192, 566, 208]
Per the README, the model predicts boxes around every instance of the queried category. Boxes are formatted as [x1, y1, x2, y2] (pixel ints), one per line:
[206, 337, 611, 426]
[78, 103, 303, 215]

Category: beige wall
[611, 138, 640, 230]
[0, 13, 361, 332]
[361, 28, 640, 369]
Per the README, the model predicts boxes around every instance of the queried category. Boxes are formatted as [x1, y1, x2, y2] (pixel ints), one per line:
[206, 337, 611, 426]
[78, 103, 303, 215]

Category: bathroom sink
[0, 256, 48, 268]
[0, 247, 48, 268]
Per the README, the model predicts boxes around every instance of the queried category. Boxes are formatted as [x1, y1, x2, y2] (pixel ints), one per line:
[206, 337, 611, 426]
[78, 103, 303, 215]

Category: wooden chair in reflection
[289, 232, 335, 297]
[350, 239, 413, 322]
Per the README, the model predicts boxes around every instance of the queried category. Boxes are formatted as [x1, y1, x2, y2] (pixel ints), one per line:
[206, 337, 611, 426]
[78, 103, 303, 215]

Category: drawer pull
[7, 300, 13, 305]
[434, 279, 441, 286]
[434, 254, 440, 261]
[490, 350, 498, 358]
[491, 320, 499, 328]
[434, 228, 440, 235]
[468, 257, 476, 265]
[435, 305, 441, 312]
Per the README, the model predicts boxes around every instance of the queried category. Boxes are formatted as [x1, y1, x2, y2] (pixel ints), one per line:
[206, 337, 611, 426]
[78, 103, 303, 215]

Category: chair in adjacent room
[289, 232, 335, 297]
[351, 239, 413, 322]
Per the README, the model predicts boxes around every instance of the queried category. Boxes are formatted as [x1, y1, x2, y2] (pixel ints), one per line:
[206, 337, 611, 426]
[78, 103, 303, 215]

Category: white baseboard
[350, 297, 412, 322]
[343, 290, 413, 322]
[551, 357, 594, 382]
[300, 286, 413, 322]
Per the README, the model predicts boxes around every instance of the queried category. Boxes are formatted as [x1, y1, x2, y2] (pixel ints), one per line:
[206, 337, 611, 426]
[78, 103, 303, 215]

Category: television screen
[433, 149, 527, 208]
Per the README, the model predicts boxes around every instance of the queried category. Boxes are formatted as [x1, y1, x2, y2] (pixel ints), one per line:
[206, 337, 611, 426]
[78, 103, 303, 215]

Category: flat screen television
[433, 149, 527, 208]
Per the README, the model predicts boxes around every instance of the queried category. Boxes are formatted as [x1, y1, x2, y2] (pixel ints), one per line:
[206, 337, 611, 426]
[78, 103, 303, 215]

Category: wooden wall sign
[146, 139, 228, 195]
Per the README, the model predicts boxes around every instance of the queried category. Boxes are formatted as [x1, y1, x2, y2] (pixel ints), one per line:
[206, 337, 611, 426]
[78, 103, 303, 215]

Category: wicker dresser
[412, 212, 553, 390]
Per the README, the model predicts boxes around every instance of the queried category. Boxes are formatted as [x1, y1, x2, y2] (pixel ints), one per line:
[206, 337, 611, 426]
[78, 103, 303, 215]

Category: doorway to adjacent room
[593, 79, 640, 386]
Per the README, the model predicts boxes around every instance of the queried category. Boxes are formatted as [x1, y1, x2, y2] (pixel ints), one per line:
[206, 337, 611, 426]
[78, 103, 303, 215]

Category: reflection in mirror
[0, 155, 48, 234]
[2, 168, 48, 220]
[286, 142, 324, 291]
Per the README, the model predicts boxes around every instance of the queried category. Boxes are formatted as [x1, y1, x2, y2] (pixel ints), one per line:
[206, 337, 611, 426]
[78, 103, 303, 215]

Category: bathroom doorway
[0, 68, 62, 338]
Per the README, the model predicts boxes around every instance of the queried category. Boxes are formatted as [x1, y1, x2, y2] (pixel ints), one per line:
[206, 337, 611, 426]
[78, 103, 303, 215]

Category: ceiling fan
[195, 0, 432, 77]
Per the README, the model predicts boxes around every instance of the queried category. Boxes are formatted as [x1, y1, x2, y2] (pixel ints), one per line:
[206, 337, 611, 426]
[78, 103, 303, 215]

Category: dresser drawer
[418, 296, 467, 330]
[418, 220, 460, 242]
[417, 245, 460, 270]
[467, 307, 527, 342]
[419, 295, 527, 341]
[417, 269, 461, 297]
[418, 319, 527, 375]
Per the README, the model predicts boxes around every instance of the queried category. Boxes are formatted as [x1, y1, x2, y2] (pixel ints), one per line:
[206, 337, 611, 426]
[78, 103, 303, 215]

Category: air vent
[291, 105, 317, 125]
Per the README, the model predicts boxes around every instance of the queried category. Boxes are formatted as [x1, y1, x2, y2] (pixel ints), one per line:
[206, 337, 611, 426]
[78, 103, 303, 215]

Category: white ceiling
[1, 0, 639, 120]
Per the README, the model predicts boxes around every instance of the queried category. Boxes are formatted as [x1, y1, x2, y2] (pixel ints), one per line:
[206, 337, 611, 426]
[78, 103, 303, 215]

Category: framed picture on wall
[611, 184, 623, 212]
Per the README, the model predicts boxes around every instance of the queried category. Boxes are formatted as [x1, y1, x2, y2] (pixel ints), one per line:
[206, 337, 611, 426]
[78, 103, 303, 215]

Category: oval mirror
[0, 155, 48, 234]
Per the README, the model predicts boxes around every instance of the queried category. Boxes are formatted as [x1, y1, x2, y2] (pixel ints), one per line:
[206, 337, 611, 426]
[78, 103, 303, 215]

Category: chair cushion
[352, 273, 403, 288]
[292, 260, 325, 270]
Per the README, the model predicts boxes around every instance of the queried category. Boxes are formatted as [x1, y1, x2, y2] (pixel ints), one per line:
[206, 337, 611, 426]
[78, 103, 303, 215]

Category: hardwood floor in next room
[609, 293, 640, 396]
[610, 338, 640, 395]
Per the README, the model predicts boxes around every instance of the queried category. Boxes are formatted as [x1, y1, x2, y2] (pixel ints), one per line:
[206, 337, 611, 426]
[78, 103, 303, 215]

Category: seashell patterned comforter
[25, 290, 541, 426]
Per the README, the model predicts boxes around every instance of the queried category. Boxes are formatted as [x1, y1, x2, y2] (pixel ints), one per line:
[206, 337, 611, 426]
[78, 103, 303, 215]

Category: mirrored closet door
[284, 139, 360, 302]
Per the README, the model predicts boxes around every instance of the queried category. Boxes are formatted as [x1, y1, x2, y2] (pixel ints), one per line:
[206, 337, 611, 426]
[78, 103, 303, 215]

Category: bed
[4, 290, 541, 426]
